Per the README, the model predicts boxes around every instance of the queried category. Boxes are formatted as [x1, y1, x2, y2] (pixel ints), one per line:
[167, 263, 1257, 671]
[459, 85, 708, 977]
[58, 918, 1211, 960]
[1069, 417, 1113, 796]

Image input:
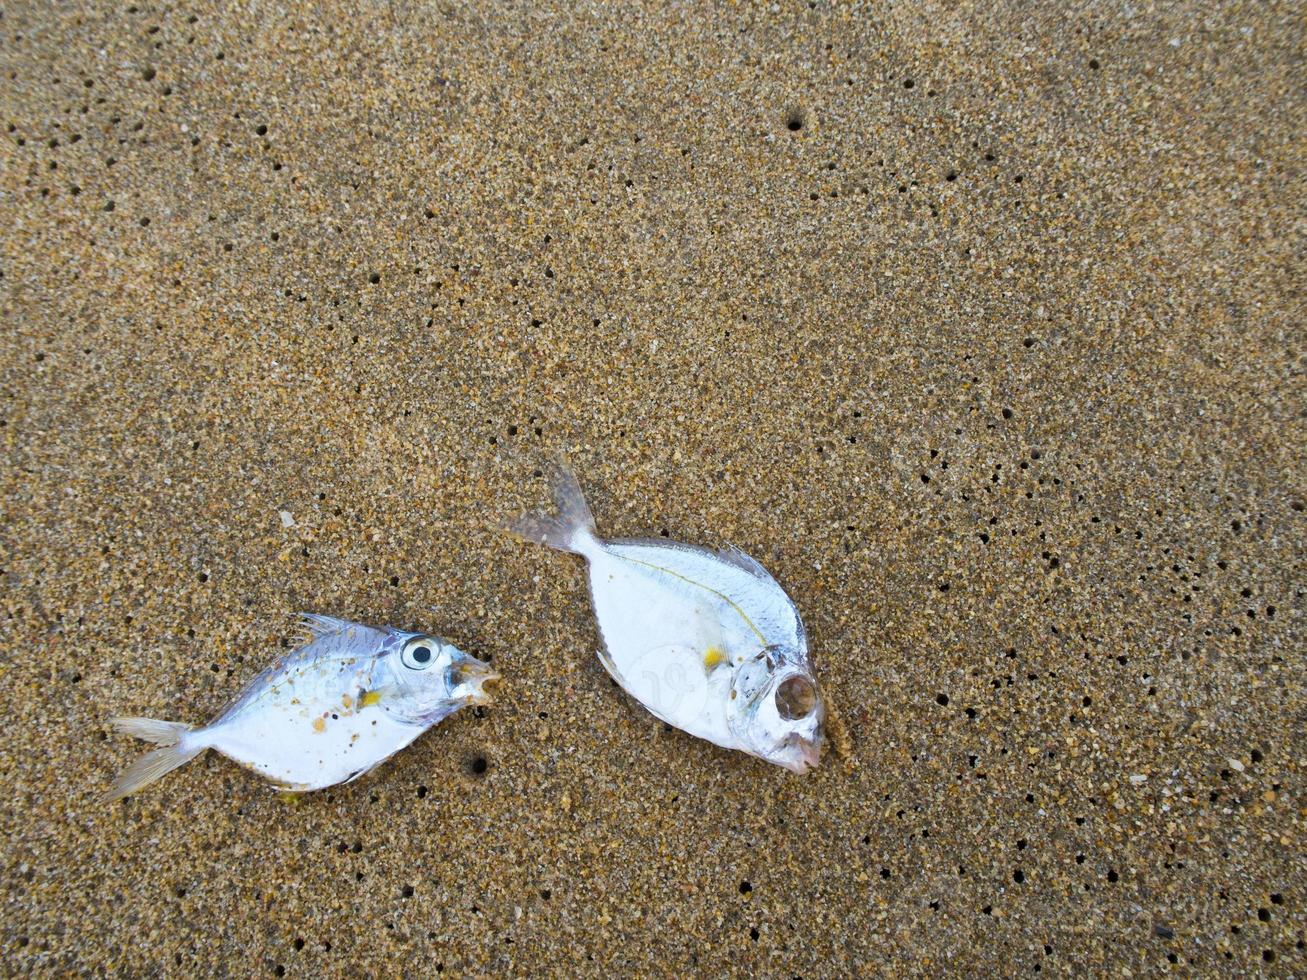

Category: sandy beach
[2, 1, 1302, 974]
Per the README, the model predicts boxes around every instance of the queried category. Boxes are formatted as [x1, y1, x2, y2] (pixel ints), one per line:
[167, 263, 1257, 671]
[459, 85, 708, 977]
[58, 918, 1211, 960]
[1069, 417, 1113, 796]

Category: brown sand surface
[2, 1, 1302, 975]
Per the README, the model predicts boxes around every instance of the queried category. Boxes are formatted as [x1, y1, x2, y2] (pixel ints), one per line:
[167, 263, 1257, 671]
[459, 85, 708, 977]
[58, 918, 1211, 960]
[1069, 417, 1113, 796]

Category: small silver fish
[106, 614, 498, 801]
[512, 466, 825, 773]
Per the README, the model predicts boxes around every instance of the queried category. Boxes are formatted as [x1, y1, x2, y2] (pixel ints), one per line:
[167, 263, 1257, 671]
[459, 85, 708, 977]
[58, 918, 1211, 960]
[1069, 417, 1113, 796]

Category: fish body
[106, 614, 497, 801]
[512, 467, 825, 773]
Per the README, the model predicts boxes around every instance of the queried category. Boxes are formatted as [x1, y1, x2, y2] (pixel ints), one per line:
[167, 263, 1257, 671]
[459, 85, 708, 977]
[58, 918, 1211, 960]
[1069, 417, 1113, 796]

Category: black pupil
[412, 646, 431, 664]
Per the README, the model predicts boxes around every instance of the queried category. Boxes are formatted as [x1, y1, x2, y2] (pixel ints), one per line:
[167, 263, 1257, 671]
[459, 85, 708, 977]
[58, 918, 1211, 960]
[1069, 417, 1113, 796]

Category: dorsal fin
[713, 544, 777, 583]
[296, 613, 358, 640]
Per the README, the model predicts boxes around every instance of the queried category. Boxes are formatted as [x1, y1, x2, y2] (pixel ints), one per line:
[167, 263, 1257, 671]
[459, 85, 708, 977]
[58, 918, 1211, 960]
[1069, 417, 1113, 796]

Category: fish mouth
[784, 735, 824, 774]
[451, 660, 501, 705]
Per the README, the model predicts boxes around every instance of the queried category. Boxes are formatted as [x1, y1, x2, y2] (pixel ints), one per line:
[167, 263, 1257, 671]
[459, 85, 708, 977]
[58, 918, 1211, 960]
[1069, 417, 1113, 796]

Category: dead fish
[106, 614, 498, 801]
[511, 466, 825, 773]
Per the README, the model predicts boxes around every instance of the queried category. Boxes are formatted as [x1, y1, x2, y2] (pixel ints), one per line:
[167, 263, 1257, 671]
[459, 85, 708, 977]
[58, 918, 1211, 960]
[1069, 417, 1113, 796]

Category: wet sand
[2, 1, 1302, 974]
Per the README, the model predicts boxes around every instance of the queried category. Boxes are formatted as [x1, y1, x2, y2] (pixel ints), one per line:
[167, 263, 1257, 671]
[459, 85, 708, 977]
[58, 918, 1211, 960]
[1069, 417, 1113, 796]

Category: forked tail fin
[507, 463, 598, 555]
[105, 717, 203, 802]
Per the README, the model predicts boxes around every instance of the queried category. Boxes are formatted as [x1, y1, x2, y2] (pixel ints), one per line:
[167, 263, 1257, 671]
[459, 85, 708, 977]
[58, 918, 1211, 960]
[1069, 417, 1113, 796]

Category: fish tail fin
[507, 461, 598, 555]
[110, 716, 192, 745]
[105, 717, 203, 802]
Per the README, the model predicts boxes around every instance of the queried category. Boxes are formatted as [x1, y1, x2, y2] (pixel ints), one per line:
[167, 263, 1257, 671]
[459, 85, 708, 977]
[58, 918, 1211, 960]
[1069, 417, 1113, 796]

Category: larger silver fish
[512, 466, 825, 773]
[106, 614, 497, 801]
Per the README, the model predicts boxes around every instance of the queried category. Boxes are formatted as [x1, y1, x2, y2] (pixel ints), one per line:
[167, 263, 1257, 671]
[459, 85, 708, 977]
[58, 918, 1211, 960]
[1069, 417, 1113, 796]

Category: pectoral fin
[358, 686, 397, 708]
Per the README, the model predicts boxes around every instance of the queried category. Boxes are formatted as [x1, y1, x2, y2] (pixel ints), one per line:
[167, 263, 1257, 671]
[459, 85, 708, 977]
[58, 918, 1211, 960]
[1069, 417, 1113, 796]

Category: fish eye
[401, 638, 437, 670]
[775, 675, 817, 720]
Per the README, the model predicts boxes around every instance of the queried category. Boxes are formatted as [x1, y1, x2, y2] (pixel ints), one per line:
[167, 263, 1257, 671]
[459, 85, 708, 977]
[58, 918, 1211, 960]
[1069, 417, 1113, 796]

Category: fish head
[380, 632, 500, 723]
[728, 647, 826, 774]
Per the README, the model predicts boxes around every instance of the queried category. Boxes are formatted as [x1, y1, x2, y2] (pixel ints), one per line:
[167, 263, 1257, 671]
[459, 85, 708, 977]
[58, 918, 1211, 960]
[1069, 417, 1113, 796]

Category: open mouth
[451, 660, 501, 704]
